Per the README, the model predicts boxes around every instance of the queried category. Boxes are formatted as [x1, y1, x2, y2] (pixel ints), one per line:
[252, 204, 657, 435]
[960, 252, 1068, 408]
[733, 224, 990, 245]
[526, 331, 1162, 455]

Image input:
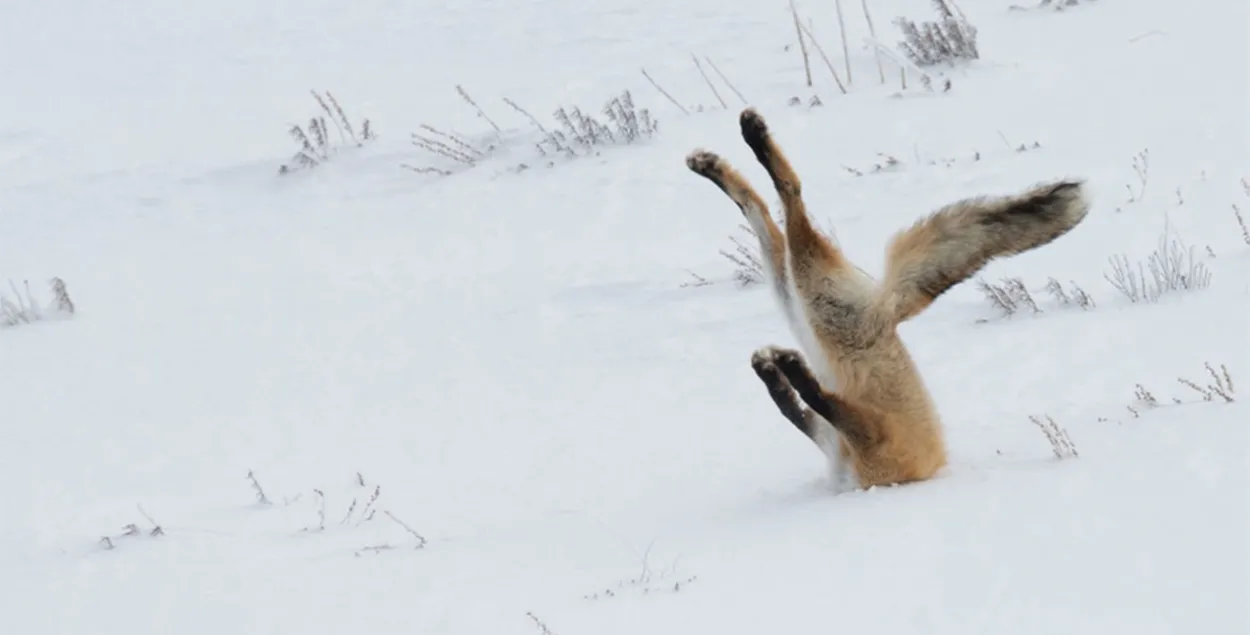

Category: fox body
[687, 108, 1090, 489]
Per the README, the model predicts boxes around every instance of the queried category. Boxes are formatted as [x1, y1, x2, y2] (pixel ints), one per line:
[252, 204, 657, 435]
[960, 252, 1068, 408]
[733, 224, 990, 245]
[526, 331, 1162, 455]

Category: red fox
[686, 108, 1090, 489]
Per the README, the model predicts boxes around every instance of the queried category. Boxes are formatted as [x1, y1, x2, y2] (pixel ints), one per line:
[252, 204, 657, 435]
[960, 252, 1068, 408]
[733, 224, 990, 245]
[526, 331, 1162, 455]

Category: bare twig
[136, 504, 164, 537]
[1232, 203, 1250, 246]
[798, 21, 849, 94]
[833, 0, 852, 85]
[640, 68, 690, 115]
[383, 510, 428, 549]
[356, 485, 381, 525]
[704, 57, 747, 104]
[691, 55, 727, 108]
[503, 98, 551, 134]
[527, 612, 559, 635]
[789, 0, 814, 87]
[455, 85, 502, 132]
[246, 470, 271, 505]
[860, 0, 886, 83]
[310, 489, 327, 531]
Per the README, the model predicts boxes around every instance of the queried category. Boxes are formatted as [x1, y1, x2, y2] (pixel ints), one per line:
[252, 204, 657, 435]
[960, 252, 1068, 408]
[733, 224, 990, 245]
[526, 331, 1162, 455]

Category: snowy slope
[2, 0, 1247, 633]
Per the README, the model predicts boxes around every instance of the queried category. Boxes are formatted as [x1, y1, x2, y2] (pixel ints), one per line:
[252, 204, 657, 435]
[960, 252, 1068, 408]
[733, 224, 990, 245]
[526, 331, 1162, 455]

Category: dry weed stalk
[355, 485, 381, 525]
[859, 0, 886, 83]
[0, 280, 39, 326]
[797, 21, 849, 94]
[411, 124, 486, 166]
[137, 504, 165, 536]
[1030, 414, 1079, 459]
[1123, 149, 1150, 204]
[455, 85, 501, 132]
[1232, 204, 1250, 246]
[720, 224, 767, 286]
[679, 270, 714, 288]
[1177, 363, 1236, 403]
[789, 0, 814, 87]
[353, 510, 427, 556]
[382, 510, 428, 548]
[1012, 0, 1097, 11]
[1233, 179, 1250, 246]
[996, 130, 1043, 154]
[841, 152, 901, 177]
[833, 0, 852, 84]
[305, 488, 327, 532]
[246, 469, 272, 505]
[99, 505, 165, 549]
[704, 57, 748, 104]
[526, 612, 559, 635]
[863, 37, 941, 92]
[503, 97, 551, 135]
[1134, 383, 1160, 408]
[691, 55, 727, 108]
[582, 542, 698, 600]
[641, 68, 689, 115]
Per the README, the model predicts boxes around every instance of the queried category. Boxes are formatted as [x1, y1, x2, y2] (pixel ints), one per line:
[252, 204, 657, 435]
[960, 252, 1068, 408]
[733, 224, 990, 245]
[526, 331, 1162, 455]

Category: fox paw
[770, 347, 806, 372]
[770, 345, 810, 375]
[739, 108, 770, 146]
[685, 150, 722, 176]
[750, 345, 780, 367]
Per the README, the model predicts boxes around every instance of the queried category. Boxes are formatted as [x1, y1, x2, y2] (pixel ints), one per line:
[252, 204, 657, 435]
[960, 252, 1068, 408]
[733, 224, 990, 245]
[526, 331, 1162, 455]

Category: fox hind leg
[736, 109, 848, 281]
[686, 149, 798, 323]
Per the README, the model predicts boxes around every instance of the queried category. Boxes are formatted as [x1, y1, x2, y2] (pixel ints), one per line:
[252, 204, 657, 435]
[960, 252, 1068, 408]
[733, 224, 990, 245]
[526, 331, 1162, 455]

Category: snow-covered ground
[2, 0, 1247, 632]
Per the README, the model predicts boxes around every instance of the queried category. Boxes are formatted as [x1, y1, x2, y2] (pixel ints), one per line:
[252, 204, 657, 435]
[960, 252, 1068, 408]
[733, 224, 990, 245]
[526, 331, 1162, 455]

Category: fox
[686, 108, 1091, 489]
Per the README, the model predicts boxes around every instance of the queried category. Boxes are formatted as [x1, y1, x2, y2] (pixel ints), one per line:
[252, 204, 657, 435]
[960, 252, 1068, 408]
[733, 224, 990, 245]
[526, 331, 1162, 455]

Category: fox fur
[686, 108, 1091, 489]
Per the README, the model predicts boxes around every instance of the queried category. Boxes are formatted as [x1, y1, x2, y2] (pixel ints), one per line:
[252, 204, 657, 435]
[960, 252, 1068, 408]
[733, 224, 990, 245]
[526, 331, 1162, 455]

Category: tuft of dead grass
[1104, 227, 1211, 304]
[1, 277, 76, 329]
[279, 90, 376, 174]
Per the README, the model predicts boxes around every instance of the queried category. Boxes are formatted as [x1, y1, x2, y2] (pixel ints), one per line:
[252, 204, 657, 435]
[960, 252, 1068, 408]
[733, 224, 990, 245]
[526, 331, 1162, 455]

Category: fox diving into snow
[686, 108, 1091, 490]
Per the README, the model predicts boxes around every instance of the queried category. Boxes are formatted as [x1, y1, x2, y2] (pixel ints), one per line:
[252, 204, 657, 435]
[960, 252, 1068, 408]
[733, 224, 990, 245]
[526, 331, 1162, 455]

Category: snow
[2, 0, 1247, 632]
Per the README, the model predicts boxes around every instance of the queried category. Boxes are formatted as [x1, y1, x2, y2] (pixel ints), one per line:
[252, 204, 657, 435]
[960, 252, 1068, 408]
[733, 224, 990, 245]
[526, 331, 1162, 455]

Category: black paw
[751, 347, 812, 434]
[686, 150, 721, 176]
[770, 348, 816, 389]
[750, 351, 780, 383]
[771, 347, 805, 371]
[739, 108, 770, 149]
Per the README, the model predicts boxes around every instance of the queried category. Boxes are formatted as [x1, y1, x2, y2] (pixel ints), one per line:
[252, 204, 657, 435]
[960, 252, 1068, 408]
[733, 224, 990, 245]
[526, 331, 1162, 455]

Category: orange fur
[688, 108, 1091, 489]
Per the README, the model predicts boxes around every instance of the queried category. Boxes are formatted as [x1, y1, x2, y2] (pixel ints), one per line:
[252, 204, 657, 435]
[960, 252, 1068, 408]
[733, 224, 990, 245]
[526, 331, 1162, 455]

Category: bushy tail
[880, 180, 1090, 323]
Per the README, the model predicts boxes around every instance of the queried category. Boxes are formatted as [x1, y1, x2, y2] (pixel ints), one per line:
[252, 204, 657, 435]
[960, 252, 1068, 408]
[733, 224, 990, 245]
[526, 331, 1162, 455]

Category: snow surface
[2, 0, 1248, 633]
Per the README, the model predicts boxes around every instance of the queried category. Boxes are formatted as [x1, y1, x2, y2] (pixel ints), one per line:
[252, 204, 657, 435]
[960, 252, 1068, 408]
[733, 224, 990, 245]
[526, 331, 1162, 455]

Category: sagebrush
[1104, 228, 1211, 303]
[894, 0, 979, 67]
[405, 87, 657, 177]
[1126, 363, 1235, 418]
[975, 276, 1093, 320]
